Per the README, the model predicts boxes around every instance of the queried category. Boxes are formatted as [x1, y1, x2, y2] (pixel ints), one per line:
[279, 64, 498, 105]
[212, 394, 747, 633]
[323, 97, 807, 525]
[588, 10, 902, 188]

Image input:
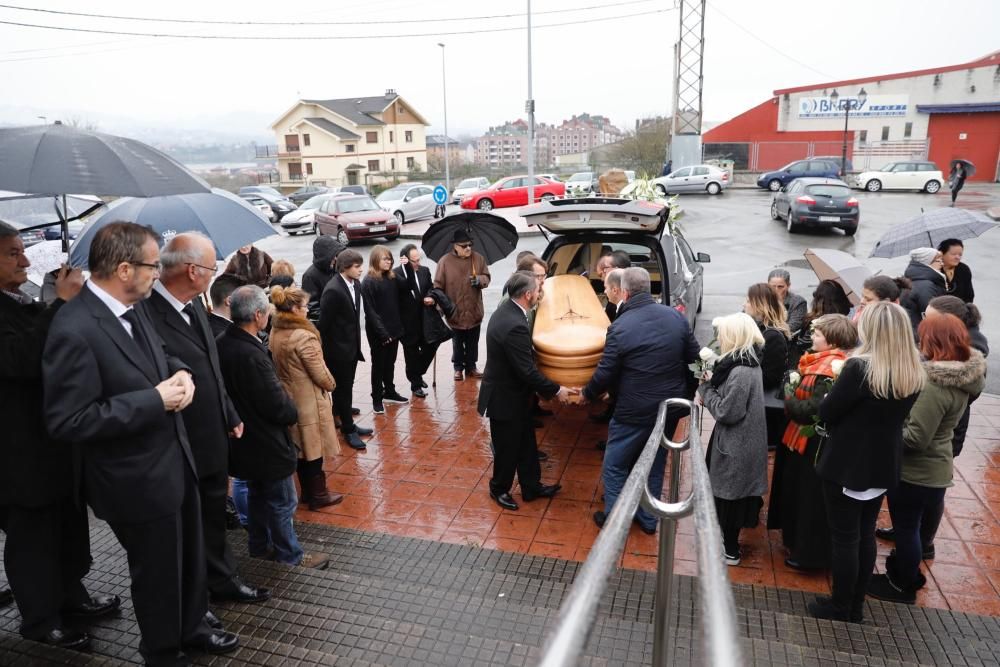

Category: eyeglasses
[186, 262, 218, 274]
[456, 242, 473, 249]
[130, 261, 162, 272]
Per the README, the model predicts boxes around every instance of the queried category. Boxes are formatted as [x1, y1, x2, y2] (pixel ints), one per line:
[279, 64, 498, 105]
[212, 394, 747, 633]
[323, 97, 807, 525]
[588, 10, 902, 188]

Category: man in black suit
[394, 244, 439, 398]
[142, 233, 268, 605]
[43, 222, 238, 666]
[478, 271, 571, 511]
[0, 221, 118, 652]
[207, 273, 246, 339]
[319, 249, 373, 450]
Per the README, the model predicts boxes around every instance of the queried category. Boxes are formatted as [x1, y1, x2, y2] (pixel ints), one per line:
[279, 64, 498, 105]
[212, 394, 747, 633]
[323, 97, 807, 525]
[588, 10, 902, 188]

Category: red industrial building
[705, 51, 1000, 181]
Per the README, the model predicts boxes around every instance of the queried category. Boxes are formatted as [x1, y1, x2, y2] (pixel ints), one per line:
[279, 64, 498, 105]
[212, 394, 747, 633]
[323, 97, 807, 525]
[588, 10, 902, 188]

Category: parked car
[315, 195, 399, 245]
[854, 161, 943, 193]
[451, 177, 491, 204]
[238, 185, 285, 199]
[652, 165, 729, 195]
[756, 158, 841, 191]
[522, 197, 710, 329]
[17, 226, 45, 248]
[536, 173, 560, 182]
[565, 171, 596, 195]
[43, 220, 85, 241]
[239, 195, 275, 222]
[376, 183, 436, 224]
[246, 191, 297, 221]
[339, 185, 368, 196]
[287, 185, 330, 205]
[770, 178, 859, 235]
[460, 176, 566, 211]
[813, 156, 854, 173]
[279, 192, 355, 235]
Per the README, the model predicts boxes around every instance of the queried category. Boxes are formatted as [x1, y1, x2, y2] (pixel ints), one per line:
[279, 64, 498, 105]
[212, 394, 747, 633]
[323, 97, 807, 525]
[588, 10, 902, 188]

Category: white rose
[788, 371, 801, 385]
[831, 360, 846, 377]
[699, 347, 715, 362]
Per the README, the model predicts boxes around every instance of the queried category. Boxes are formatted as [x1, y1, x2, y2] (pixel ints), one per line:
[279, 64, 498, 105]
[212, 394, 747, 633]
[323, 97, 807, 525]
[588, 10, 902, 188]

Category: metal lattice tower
[671, 0, 706, 136]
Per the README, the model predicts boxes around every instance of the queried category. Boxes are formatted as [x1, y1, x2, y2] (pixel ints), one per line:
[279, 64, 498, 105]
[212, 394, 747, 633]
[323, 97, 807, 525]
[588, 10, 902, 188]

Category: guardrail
[538, 398, 742, 667]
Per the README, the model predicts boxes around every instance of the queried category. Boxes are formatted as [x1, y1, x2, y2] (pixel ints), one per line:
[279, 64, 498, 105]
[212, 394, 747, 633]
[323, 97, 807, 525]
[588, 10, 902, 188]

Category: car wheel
[336, 228, 350, 246]
[540, 193, 555, 202]
[768, 179, 782, 192]
[697, 295, 703, 314]
[865, 179, 882, 192]
[393, 211, 405, 225]
[706, 182, 722, 195]
[312, 221, 318, 235]
[770, 201, 781, 220]
[843, 225, 858, 237]
[924, 180, 941, 194]
[477, 199, 494, 211]
[786, 212, 800, 234]
[655, 184, 668, 196]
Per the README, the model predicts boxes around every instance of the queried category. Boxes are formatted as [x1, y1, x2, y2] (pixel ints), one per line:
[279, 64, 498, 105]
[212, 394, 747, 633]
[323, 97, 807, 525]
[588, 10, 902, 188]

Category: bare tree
[605, 117, 670, 176]
[65, 116, 101, 131]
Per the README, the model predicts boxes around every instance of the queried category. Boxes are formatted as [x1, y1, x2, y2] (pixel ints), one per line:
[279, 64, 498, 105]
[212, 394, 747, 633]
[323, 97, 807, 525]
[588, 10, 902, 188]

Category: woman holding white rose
[767, 315, 857, 571]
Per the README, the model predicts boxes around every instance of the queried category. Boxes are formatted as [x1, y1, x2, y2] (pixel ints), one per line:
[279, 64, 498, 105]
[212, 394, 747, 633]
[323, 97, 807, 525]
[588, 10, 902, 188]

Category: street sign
[433, 185, 448, 206]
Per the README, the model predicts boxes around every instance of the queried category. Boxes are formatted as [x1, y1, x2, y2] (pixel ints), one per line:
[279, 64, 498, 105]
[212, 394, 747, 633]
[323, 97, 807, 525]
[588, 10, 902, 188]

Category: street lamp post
[526, 0, 535, 205]
[37, 116, 47, 124]
[829, 87, 867, 176]
[437, 42, 450, 194]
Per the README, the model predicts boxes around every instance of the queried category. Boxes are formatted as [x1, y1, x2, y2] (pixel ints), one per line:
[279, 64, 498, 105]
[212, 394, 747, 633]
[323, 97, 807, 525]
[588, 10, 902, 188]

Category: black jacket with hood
[900, 260, 946, 332]
[302, 236, 346, 317]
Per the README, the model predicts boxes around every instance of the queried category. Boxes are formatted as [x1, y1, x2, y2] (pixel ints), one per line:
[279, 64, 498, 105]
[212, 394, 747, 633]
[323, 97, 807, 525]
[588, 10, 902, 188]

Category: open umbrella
[869, 207, 997, 258]
[0, 123, 210, 250]
[950, 159, 976, 179]
[420, 211, 519, 265]
[70, 188, 277, 268]
[804, 248, 872, 306]
[0, 191, 104, 230]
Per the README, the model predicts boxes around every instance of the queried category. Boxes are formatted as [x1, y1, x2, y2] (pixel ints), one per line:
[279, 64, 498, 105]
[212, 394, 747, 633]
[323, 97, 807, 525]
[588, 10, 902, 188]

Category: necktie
[121, 309, 154, 366]
[183, 302, 207, 347]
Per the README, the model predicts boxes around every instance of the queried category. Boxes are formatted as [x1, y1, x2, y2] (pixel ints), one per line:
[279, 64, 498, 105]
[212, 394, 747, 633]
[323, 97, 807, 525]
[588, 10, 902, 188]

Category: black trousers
[821, 480, 882, 614]
[330, 359, 359, 433]
[1, 498, 91, 639]
[451, 326, 481, 372]
[489, 416, 543, 497]
[108, 467, 212, 666]
[368, 337, 400, 401]
[402, 339, 440, 389]
[199, 468, 237, 593]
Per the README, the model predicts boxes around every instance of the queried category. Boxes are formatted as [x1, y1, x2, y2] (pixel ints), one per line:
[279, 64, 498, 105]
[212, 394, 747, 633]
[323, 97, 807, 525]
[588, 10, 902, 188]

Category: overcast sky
[0, 0, 997, 141]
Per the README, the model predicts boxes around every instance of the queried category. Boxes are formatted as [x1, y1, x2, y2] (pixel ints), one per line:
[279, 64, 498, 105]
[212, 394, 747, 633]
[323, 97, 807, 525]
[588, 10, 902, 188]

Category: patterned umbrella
[869, 207, 997, 258]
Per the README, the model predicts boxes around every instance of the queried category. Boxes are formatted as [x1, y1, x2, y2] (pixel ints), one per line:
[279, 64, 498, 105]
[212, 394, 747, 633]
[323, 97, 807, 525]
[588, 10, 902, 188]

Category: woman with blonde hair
[810, 301, 924, 623]
[268, 259, 296, 289]
[361, 245, 408, 413]
[745, 282, 790, 449]
[697, 313, 768, 566]
[269, 285, 343, 510]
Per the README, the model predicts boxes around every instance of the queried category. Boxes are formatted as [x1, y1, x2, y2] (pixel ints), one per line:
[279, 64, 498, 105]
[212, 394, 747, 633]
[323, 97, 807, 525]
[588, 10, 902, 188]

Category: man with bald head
[142, 232, 269, 608]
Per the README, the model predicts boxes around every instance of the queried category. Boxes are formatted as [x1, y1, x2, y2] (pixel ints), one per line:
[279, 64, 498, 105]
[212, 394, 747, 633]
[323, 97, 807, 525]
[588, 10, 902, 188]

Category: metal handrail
[538, 398, 743, 667]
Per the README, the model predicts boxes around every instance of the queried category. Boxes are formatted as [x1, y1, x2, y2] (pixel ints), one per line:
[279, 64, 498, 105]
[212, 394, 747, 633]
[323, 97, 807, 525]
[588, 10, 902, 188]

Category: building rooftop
[303, 117, 360, 140]
[302, 95, 398, 127]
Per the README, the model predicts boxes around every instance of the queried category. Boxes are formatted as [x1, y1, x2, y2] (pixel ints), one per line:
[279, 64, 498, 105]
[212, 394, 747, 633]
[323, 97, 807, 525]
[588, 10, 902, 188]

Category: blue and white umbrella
[70, 188, 277, 267]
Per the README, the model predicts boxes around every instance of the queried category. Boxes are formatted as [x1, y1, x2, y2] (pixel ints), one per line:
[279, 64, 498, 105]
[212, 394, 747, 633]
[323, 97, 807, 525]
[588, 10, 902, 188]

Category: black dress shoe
[345, 431, 367, 449]
[875, 526, 895, 541]
[354, 425, 374, 436]
[185, 630, 239, 655]
[536, 450, 549, 461]
[351, 407, 361, 415]
[420, 380, 428, 388]
[63, 593, 121, 618]
[490, 491, 519, 511]
[205, 610, 223, 630]
[38, 627, 91, 651]
[523, 484, 561, 501]
[210, 578, 270, 604]
[593, 511, 607, 528]
[412, 387, 427, 398]
[596, 440, 606, 451]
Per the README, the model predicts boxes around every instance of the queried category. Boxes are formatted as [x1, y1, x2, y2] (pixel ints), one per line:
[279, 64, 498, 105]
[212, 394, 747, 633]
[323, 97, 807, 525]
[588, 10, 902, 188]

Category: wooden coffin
[532, 274, 610, 387]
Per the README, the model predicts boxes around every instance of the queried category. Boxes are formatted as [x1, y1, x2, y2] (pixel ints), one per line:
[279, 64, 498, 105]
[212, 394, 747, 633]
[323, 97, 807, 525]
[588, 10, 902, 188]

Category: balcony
[255, 144, 302, 159]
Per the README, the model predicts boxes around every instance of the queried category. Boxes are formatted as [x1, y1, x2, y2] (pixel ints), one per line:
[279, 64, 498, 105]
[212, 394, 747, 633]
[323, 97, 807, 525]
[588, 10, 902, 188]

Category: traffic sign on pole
[433, 185, 448, 206]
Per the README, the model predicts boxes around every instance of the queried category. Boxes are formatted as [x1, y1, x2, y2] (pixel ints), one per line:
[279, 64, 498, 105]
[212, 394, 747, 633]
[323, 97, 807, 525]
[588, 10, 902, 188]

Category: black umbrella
[0, 123, 210, 249]
[420, 212, 519, 265]
[0, 191, 104, 230]
[950, 159, 976, 179]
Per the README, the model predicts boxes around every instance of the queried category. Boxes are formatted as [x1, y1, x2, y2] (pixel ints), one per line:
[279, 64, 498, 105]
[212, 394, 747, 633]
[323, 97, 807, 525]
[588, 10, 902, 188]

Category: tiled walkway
[298, 361, 1000, 617]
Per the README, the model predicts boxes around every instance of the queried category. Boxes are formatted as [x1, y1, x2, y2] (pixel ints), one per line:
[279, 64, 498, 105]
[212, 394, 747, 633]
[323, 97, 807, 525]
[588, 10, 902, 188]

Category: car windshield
[806, 185, 850, 198]
[376, 187, 408, 201]
[568, 173, 592, 182]
[337, 197, 380, 213]
[300, 196, 327, 210]
[457, 179, 480, 188]
[880, 163, 897, 172]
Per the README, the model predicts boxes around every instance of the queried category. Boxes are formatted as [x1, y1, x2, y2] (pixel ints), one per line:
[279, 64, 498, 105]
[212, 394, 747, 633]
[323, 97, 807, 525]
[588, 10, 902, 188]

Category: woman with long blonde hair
[361, 245, 408, 413]
[697, 313, 768, 566]
[810, 301, 924, 623]
[745, 282, 790, 449]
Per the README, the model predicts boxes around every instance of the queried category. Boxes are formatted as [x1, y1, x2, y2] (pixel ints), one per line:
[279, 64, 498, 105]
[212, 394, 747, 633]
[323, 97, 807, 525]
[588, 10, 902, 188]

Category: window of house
[368, 160, 380, 171]
[391, 158, 396, 170]
[881, 126, 890, 141]
[406, 157, 415, 169]
[904, 122, 913, 139]
[389, 131, 394, 143]
[366, 131, 378, 144]
[303, 134, 311, 147]
[345, 144, 355, 153]
[305, 163, 313, 175]
[405, 131, 413, 143]
[288, 163, 302, 180]
[859, 130, 868, 143]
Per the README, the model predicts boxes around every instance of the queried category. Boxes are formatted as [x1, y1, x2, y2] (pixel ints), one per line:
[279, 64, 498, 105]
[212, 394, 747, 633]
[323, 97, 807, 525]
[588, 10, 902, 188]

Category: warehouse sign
[798, 94, 908, 118]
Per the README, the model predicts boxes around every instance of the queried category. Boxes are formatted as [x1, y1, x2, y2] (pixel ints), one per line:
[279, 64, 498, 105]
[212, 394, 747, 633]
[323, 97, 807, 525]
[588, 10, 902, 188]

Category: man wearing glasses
[434, 229, 491, 381]
[142, 233, 269, 610]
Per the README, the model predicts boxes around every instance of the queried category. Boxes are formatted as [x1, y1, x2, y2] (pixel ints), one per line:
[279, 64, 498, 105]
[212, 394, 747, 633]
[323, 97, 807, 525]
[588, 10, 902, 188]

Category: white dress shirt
[86, 280, 136, 337]
[153, 281, 190, 325]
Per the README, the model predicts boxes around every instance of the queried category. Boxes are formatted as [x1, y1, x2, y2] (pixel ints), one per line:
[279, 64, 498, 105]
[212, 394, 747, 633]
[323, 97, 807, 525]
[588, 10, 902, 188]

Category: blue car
[756, 158, 842, 192]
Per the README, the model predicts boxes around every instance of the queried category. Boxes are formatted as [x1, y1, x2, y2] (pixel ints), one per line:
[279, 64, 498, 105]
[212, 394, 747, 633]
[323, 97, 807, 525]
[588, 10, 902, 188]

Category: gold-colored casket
[532, 274, 610, 387]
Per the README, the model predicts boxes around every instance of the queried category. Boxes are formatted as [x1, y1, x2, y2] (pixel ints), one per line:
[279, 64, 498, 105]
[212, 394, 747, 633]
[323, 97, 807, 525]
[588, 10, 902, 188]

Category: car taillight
[796, 195, 816, 205]
[674, 303, 686, 315]
[847, 197, 859, 207]
[722, 173, 729, 181]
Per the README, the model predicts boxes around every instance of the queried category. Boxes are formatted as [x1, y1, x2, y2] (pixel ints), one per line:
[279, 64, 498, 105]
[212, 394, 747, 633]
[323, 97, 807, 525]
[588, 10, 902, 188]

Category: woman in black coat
[809, 302, 924, 624]
[745, 283, 790, 449]
[937, 238, 974, 303]
[361, 245, 407, 413]
[900, 247, 946, 332]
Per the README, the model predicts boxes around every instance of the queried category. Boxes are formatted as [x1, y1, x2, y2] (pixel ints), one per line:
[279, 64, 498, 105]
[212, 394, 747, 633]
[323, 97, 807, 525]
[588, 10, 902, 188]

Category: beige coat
[433, 250, 491, 330]
[268, 312, 341, 460]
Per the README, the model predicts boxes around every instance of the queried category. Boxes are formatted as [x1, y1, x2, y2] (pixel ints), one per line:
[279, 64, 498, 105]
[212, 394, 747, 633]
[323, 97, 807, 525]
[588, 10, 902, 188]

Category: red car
[315, 195, 399, 245]
[459, 175, 565, 211]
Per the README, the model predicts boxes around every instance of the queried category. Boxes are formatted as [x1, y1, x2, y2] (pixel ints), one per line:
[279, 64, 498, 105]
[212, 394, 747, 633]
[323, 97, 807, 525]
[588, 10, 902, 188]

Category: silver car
[375, 183, 436, 224]
[652, 164, 729, 195]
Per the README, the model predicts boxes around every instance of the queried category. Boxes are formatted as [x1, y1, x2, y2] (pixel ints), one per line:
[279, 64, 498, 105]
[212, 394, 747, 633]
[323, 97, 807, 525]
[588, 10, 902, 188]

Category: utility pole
[526, 0, 536, 205]
[438, 42, 450, 192]
[669, 0, 707, 170]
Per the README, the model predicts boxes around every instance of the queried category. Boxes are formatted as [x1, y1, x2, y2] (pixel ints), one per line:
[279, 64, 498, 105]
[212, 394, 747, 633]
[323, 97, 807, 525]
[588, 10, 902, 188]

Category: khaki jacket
[433, 251, 490, 330]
